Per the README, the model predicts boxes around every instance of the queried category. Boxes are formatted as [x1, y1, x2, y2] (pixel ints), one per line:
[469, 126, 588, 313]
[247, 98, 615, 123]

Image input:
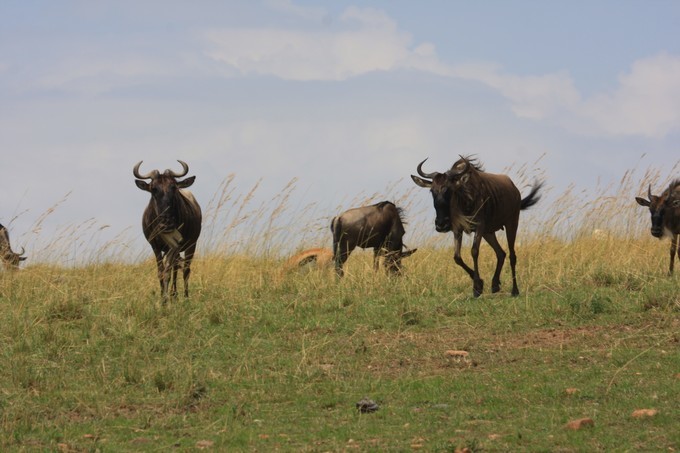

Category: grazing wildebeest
[134, 160, 202, 300]
[284, 247, 334, 271]
[411, 156, 543, 297]
[331, 201, 417, 276]
[635, 180, 680, 275]
[0, 223, 27, 270]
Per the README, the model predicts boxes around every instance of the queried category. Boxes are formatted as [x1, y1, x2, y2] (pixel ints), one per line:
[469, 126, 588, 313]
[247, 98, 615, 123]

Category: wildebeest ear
[411, 175, 431, 188]
[135, 180, 151, 191]
[19, 256, 27, 261]
[178, 176, 196, 188]
[635, 197, 650, 207]
[453, 173, 470, 186]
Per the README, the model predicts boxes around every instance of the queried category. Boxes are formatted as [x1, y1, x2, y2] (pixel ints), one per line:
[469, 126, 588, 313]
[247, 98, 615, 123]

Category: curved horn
[648, 184, 653, 200]
[18, 246, 25, 256]
[164, 160, 189, 178]
[133, 161, 158, 179]
[416, 158, 438, 179]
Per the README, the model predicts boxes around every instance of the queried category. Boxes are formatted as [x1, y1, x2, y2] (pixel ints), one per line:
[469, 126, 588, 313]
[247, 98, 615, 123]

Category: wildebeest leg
[452, 231, 479, 295]
[470, 232, 485, 297]
[163, 249, 180, 299]
[334, 241, 354, 277]
[670, 233, 678, 276]
[483, 232, 506, 293]
[183, 244, 196, 297]
[153, 249, 168, 300]
[373, 248, 381, 271]
[171, 257, 180, 298]
[452, 231, 474, 277]
[505, 220, 520, 296]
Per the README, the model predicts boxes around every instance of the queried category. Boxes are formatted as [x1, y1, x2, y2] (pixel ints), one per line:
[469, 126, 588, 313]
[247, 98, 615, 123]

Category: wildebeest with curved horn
[635, 179, 680, 275]
[134, 160, 202, 300]
[0, 223, 27, 270]
[331, 201, 417, 276]
[411, 156, 543, 297]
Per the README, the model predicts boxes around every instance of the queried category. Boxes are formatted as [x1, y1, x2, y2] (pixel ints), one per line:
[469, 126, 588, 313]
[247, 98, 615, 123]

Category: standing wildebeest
[134, 160, 202, 300]
[635, 180, 680, 275]
[0, 223, 27, 270]
[411, 156, 543, 297]
[331, 201, 417, 276]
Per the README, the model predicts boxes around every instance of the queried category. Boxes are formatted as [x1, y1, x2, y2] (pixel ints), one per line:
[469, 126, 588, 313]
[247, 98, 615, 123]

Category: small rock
[356, 397, 379, 413]
[631, 409, 658, 418]
[196, 440, 214, 449]
[565, 417, 594, 430]
[565, 388, 579, 395]
[445, 350, 469, 358]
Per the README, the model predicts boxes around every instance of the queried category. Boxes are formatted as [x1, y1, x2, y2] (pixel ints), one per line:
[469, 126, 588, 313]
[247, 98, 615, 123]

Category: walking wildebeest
[134, 160, 202, 300]
[635, 180, 680, 275]
[0, 223, 27, 270]
[331, 201, 417, 276]
[411, 156, 543, 297]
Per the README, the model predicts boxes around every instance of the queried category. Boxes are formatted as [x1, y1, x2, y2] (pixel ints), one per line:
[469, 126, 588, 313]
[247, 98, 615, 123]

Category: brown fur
[412, 155, 543, 297]
[284, 247, 334, 271]
[331, 201, 416, 276]
[0, 223, 26, 270]
[134, 161, 202, 300]
[635, 179, 680, 275]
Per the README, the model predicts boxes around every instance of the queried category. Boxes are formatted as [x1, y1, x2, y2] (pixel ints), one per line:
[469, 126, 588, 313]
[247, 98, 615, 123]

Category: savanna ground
[1, 165, 679, 452]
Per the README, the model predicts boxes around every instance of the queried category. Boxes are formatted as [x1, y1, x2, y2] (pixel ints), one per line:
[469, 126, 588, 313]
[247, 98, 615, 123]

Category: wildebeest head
[636, 182, 680, 238]
[134, 160, 196, 233]
[382, 247, 418, 274]
[411, 157, 477, 233]
[0, 224, 27, 270]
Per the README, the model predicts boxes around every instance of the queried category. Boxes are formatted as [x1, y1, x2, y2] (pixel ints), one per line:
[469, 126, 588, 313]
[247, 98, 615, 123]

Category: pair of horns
[416, 156, 469, 180]
[133, 160, 189, 179]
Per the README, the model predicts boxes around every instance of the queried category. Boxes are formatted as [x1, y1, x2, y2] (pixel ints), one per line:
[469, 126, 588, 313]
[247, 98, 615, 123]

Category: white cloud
[579, 53, 680, 138]
[202, 6, 444, 81]
[202, 4, 680, 139]
[450, 54, 680, 139]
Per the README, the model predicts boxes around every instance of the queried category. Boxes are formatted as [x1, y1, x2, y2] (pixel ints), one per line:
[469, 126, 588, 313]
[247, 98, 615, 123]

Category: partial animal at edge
[635, 180, 680, 275]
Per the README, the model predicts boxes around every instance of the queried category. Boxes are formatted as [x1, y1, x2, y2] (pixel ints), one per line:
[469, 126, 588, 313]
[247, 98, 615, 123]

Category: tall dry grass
[2, 157, 678, 269]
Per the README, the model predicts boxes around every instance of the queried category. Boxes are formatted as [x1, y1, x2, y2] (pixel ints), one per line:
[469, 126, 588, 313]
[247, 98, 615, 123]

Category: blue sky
[1, 1, 679, 262]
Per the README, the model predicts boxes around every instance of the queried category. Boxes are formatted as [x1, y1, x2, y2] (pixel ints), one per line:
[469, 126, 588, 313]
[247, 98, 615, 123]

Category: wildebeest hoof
[473, 279, 484, 297]
[356, 397, 379, 413]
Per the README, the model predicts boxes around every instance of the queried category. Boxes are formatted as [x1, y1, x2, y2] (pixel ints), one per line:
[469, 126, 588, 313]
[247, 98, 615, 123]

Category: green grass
[1, 239, 678, 452]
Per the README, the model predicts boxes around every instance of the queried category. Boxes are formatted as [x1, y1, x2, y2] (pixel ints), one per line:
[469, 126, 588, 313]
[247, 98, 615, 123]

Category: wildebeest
[134, 160, 202, 300]
[411, 156, 543, 297]
[284, 247, 334, 271]
[0, 223, 27, 270]
[635, 180, 680, 275]
[331, 201, 417, 276]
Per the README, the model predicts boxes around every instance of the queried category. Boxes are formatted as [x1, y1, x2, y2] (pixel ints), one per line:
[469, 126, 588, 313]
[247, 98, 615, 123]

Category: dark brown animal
[331, 201, 417, 276]
[635, 180, 680, 275]
[411, 156, 543, 297]
[134, 160, 202, 300]
[0, 223, 27, 270]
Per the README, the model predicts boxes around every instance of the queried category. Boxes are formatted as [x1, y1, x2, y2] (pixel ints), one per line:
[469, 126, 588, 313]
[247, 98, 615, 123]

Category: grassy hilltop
[1, 170, 679, 451]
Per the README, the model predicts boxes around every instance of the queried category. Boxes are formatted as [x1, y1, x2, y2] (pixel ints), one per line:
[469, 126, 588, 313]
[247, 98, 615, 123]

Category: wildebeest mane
[452, 155, 484, 173]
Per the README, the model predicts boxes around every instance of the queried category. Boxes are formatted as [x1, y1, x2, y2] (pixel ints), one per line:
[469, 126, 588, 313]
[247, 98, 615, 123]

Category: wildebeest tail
[520, 180, 544, 210]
